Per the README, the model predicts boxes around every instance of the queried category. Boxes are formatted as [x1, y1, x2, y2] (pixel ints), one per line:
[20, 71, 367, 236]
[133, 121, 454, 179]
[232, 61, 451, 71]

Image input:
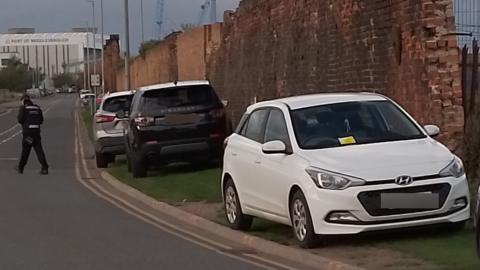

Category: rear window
[102, 95, 133, 113]
[142, 85, 219, 114]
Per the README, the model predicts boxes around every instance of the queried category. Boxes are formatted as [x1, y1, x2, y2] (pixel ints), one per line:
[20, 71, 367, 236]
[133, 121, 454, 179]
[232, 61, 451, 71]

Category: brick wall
[103, 36, 120, 92]
[113, 24, 222, 90]
[209, 0, 463, 151]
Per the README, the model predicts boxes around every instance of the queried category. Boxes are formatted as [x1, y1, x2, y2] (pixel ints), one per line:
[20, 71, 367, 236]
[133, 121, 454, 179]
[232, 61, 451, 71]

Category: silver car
[93, 91, 134, 168]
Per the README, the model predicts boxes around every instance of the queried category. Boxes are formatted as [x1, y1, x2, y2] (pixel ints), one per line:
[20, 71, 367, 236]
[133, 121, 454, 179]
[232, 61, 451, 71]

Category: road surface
[0, 94, 265, 270]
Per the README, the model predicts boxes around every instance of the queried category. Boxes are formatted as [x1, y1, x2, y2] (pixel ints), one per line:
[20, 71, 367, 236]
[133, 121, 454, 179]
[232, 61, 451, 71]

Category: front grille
[358, 183, 451, 216]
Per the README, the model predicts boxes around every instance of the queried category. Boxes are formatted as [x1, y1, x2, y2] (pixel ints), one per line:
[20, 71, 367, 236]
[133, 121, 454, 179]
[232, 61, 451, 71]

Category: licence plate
[160, 114, 201, 125]
[380, 192, 439, 209]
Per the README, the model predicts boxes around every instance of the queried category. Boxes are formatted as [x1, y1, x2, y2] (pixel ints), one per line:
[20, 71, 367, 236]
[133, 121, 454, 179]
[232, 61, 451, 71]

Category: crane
[155, 0, 165, 39]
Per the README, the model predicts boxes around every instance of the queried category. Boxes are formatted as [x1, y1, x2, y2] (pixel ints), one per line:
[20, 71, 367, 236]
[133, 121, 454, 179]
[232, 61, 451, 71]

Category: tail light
[134, 116, 155, 127]
[223, 137, 229, 149]
[96, 114, 115, 123]
[209, 108, 225, 119]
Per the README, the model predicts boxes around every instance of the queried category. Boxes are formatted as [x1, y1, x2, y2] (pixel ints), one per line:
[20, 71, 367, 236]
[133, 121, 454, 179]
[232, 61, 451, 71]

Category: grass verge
[107, 157, 480, 269]
[108, 158, 222, 204]
[81, 107, 93, 140]
[380, 229, 479, 270]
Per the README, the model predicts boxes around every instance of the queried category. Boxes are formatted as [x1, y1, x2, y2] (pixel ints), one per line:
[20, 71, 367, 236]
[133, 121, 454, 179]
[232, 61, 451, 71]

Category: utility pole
[89, 0, 97, 103]
[141, 0, 145, 43]
[86, 22, 91, 91]
[100, 0, 105, 94]
[83, 43, 87, 90]
[124, 0, 131, 91]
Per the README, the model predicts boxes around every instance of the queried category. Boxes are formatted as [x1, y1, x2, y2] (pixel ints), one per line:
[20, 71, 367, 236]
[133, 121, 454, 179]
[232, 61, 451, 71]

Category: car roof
[104, 90, 135, 99]
[248, 93, 388, 111]
[138, 80, 210, 92]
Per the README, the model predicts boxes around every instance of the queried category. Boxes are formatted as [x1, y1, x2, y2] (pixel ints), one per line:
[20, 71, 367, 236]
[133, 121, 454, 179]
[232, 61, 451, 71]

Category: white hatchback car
[222, 93, 470, 248]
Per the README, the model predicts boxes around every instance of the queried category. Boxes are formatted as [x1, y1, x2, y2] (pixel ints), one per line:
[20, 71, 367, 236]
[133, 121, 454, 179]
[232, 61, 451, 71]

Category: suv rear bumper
[138, 137, 224, 163]
[95, 136, 125, 155]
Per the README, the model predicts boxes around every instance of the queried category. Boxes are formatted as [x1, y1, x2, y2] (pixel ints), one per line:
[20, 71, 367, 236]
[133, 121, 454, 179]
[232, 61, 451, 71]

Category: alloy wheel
[292, 199, 308, 241]
[225, 186, 238, 224]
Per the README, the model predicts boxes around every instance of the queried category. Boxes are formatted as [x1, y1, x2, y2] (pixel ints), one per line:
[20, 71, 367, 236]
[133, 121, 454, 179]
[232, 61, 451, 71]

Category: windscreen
[291, 101, 426, 149]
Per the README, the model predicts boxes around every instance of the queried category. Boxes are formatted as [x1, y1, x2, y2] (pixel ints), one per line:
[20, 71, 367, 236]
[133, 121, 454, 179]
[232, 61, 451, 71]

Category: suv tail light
[96, 114, 115, 123]
[209, 108, 225, 119]
[134, 116, 155, 127]
[223, 137, 229, 149]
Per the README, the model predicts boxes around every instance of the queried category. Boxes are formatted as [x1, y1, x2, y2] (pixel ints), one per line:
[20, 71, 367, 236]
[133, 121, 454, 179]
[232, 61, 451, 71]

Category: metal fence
[455, 0, 480, 49]
[462, 39, 479, 118]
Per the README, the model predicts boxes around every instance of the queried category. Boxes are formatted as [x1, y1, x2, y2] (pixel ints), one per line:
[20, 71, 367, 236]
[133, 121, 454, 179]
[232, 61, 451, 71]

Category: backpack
[25, 105, 43, 127]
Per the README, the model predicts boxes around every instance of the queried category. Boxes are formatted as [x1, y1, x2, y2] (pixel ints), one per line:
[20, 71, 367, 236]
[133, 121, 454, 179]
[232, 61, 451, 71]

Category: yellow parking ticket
[338, 136, 357, 145]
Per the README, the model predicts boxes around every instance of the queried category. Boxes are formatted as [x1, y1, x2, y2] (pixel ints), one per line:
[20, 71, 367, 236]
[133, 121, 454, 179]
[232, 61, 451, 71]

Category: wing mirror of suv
[262, 140, 288, 155]
[424, 125, 440, 137]
[221, 100, 229, 107]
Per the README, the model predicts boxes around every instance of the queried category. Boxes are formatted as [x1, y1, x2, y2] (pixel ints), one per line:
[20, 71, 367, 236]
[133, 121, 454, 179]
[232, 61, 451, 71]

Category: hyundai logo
[395, 175, 413, 186]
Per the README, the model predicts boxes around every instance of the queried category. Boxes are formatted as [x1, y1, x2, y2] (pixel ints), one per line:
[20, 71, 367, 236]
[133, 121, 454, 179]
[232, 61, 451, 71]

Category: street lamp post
[86, 22, 91, 91]
[100, 0, 105, 95]
[124, 0, 131, 91]
[141, 0, 145, 43]
[89, 0, 97, 102]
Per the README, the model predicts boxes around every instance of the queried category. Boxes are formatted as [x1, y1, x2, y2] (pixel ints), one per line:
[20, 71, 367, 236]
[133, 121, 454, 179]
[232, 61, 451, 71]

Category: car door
[255, 108, 295, 219]
[228, 109, 269, 210]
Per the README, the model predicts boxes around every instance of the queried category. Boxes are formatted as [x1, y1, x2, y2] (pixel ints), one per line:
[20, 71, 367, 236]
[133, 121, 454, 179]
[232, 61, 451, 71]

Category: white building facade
[0, 31, 107, 76]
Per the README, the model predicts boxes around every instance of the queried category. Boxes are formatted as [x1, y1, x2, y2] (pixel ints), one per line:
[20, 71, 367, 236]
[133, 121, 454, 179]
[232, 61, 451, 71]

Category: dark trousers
[18, 132, 48, 170]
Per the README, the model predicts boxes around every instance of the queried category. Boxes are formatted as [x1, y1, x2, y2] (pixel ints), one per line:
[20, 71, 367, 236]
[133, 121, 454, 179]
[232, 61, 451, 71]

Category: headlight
[439, 157, 465, 178]
[305, 167, 366, 190]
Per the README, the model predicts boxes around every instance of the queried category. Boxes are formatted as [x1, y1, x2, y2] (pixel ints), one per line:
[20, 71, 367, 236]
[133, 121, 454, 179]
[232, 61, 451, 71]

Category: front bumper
[307, 175, 470, 235]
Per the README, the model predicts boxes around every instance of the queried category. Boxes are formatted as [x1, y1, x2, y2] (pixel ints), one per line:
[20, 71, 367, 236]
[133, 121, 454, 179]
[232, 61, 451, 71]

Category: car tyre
[224, 179, 253, 230]
[449, 220, 467, 232]
[131, 153, 147, 178]
[95, 152, 109, 168]
[126, 150, 132, 172]
[290, 190, 318, 248]
[477, 218, 480, 258]
[107, 154, 115, 163]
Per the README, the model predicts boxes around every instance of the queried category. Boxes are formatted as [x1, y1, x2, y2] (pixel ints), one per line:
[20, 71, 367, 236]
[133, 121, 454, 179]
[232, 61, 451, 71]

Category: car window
[291, 101, 426, 149]
[103, 95, 133, 113]
[130, 91, 142, 115]
[142, 85, 219, 114]
[264, 109, 290, 146]
[241, 109, 269, 143]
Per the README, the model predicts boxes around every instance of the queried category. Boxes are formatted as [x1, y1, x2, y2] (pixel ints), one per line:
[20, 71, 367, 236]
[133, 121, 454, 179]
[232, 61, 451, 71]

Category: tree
[0, 57, 34, 92]
[52, 73, 75, 89]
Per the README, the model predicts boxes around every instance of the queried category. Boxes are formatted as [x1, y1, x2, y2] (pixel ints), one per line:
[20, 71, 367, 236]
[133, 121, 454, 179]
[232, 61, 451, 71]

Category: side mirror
[221, 100, 229, 107]
[262, 140, 288, 155]
[116, 110, 126, 119]
[424, 125, 440, 137]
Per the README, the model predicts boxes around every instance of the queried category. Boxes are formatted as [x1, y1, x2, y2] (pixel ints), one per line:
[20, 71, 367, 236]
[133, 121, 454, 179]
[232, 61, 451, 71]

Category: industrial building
[0, 28, 108, 77]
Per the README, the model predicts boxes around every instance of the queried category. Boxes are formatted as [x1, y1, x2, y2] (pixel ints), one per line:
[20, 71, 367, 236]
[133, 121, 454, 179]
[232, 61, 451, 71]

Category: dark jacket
[17, 104, 44, 134]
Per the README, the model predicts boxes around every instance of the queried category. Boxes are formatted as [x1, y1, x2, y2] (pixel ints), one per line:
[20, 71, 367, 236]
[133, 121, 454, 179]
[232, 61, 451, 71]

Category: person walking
[16, 94, 49, 175]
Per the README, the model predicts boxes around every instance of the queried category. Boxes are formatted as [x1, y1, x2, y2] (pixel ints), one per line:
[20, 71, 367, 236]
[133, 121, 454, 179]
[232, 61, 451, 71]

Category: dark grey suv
[123, 81, 228, 178]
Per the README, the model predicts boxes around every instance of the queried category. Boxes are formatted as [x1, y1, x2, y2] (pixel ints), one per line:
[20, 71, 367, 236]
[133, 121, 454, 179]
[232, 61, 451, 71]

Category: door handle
[231, 152, 238, 156]
[254, 160, 261, 164]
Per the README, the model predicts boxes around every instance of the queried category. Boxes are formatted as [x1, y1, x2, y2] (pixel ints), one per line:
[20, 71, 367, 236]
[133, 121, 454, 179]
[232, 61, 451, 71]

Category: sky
[0, 0, 241, 55]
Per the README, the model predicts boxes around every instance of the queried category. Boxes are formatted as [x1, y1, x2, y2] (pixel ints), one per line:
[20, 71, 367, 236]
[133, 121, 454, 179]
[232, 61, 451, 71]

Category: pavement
[0, 94, 268, 270]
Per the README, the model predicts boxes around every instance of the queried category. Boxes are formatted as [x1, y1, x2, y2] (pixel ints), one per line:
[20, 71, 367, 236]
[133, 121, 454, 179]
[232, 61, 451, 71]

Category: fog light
[326, 211, 360, 222]
[451, 198, 467, 210]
